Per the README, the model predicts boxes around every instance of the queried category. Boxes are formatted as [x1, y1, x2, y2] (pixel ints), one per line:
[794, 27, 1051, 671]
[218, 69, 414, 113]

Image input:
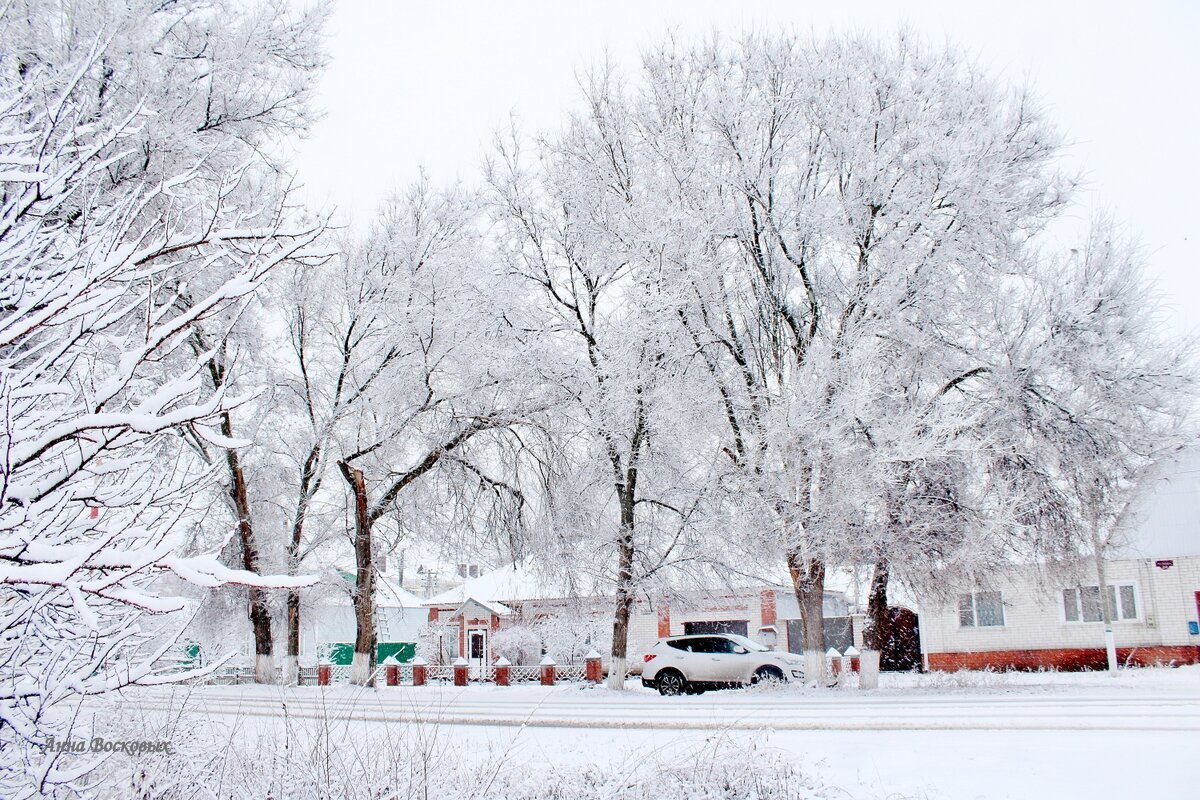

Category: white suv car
[641, 633, 804, 695]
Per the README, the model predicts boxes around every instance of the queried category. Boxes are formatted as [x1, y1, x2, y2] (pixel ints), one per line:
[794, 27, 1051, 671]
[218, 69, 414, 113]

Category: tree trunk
[340, 461, 376, 687]
[864, 558, 891, 654]
[788, 551, 826, 683]
[1095, 546, 1118, 675]
[283, 446, 321, 686]
[607, 486, 636, 690]
[221, 410, 275, 684]
[282, 592, 300, 686]
[202, 345, 275, 684]
[281, 517, 304, 686]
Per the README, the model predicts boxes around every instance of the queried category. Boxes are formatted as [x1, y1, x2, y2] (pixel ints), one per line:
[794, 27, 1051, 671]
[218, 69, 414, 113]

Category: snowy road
[114, 671, 1200, 798]
[125, 679, 1200, 732]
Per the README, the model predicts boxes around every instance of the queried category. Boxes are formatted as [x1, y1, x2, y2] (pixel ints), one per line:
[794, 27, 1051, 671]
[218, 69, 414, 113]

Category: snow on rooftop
[450, 598, 515, 617]
[374, 574, 426, 608]
[425, 561, 584, 606]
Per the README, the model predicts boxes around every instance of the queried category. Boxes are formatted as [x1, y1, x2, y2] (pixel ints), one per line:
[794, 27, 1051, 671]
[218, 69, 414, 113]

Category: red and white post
[494, 657, 511, 687]
[585, 649, 603, 684]
[384, 656, 399, 686]
[826, 648, 843, 680]
[844, 646, 861, 674]
[453, 657, 469, 687]
[539, 655, 556, 686]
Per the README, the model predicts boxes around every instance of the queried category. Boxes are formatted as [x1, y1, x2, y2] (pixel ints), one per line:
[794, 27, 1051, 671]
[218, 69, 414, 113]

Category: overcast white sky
[292, 0, 1198, 335]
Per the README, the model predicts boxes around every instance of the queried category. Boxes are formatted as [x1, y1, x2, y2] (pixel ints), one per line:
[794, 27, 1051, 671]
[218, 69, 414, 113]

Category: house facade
[423, 562, 851, 672]
[918, 555, 1200, 670]
[302, 574, 428, 666]
[917, 449, 1200, 670]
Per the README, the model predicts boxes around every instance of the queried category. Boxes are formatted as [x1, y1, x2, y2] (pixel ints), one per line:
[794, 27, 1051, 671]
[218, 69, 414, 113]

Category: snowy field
[100, 667, 1200, 798]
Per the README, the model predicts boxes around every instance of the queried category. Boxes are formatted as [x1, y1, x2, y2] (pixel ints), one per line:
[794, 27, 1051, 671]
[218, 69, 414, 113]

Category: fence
[189, 659, 598, 687]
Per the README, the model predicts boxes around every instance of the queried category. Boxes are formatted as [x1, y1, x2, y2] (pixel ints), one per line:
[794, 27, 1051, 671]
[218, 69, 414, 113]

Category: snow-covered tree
[613, 34, 1071, 676]
[267, 241, 411, 685]
[990, 220, 1195, 672]
[487, 70, 730, 689]
[0, 18, 326, 800]
[299, 181, 538, 686]
[0, 0, 325, 790]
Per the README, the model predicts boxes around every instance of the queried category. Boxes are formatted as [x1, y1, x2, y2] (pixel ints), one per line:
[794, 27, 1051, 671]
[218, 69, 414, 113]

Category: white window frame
[1062, 583, 1139, 623]
[958, 591, 1005, 628]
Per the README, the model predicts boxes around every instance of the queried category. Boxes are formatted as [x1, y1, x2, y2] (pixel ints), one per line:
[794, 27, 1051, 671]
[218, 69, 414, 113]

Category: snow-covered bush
[533, 609, 611, 666]
[490, 623, 543, 665]
[92, 700, 829, 799]
[489, 609, 611, 666]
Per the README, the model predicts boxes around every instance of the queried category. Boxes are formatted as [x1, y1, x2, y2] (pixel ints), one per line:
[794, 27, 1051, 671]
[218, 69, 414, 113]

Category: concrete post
[412, 657, 427, 686]
[585, 649, 603, 684]
[494, 656, 511, 686]
[453, 656, 469, 687]
[859, 649, 880, 690]
[539, 655, 556, 686]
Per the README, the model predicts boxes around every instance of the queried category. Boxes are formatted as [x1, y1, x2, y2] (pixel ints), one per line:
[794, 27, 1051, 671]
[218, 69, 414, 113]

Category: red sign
[1155, 559, 1174, 570]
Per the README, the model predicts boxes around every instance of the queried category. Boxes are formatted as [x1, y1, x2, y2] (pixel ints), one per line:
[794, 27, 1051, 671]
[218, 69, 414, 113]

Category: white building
[917, 449, 1200, 670]
[423, 561, 850, 672]
[303, 573, 428, 665]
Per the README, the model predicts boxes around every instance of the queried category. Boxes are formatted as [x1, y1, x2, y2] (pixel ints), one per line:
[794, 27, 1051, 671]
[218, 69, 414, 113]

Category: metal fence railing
[184, 661, 598, 687]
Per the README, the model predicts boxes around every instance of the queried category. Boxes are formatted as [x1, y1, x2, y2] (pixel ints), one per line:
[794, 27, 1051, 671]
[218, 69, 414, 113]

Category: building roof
[450, 598, 515, 618]
[424, 560, 856, 612]
[425, 561, 575, 606]
[335, 569, 426, 608]
[377, 574, 427, 608]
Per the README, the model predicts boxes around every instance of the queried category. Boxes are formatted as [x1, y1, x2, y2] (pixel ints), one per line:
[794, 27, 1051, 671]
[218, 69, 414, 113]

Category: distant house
[303, 573, 428, 666]
[917, 449, 1200, 670]
[422, 562, 850, 673]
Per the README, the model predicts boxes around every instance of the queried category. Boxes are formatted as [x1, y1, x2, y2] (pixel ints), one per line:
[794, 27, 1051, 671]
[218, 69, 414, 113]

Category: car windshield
[724, 634, 770, 652]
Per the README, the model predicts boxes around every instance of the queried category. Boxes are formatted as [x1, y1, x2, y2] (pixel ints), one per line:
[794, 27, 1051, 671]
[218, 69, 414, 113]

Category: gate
[881, 607, 922, 672]
[786, 616, 852, 654]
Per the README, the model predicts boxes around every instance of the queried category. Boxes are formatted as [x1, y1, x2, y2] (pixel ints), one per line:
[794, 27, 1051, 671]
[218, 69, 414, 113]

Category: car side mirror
[733, 646, 748, 654]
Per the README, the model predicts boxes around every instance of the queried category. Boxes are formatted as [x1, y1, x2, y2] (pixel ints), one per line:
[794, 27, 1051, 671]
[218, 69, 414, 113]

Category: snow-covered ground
[110, 667, 1200, 798]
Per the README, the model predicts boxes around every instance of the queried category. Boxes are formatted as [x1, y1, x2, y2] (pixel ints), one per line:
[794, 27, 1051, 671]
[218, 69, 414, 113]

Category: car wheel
[656, 669, 687, 696]
[751, 666, 785, 687]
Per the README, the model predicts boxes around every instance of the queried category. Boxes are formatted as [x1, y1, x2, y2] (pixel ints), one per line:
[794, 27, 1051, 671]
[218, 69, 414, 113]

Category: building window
[682, 620, 749, 637]
[958, 591, 1005, 627]
[1063, 584, 1137, 622]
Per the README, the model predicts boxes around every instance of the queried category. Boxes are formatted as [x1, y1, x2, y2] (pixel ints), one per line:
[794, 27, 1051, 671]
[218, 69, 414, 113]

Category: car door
[678, 636, 720, 682]
[656, 639, 691, 679]
[704, 636, 749, 683]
